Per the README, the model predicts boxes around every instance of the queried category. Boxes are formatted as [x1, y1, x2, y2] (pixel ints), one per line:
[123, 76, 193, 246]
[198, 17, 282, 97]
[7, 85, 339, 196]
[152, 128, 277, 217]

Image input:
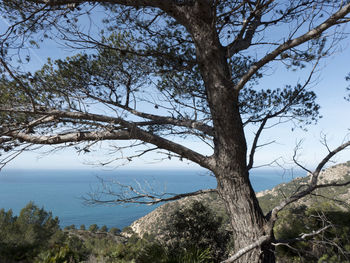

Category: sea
[0, 169, 305, 229]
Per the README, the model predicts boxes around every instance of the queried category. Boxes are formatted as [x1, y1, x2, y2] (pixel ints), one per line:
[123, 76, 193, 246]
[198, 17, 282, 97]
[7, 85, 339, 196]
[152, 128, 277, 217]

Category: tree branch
[85, 186, 217, 205]
[225, 0, 276, 57]
[221, 235, 270, 263]
[29, 0, 195, 13]
[3, 114, 213, 168]
[267, 140, 350, 225]
[234, 2, 350, 91]
[247, 117, 268, 170]
[0, 107, 214, 136]
[76, 94, 214, 136]
[273, 225, 332, 246]
[0, 58, 37, 110]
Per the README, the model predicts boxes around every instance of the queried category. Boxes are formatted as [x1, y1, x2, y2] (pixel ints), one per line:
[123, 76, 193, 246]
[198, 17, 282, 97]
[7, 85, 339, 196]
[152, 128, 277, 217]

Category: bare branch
[247, 117, 267, 170]
[221, 235, 270, 263]
[267, 140, 350, 225]
[85, 187, 217, 205]
[273, 225, 332, 246]
[247, 58, 320, 171]
[292, 140, 313, 175]
[0, 143, 37, 171]
[234, 3, 350, 91]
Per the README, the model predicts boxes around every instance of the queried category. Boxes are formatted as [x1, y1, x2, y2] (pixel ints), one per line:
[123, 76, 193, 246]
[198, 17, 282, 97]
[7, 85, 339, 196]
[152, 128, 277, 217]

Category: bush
[100, 225, 108, 232]
[88, 224, 99, 232]
[0, 202, 62, 261]
[64, 224, 76, 231]
[166, 200, 231, 261]
[109, 227, 120, 235]
[103, 236, 213, 263]
[176, 247, 213, 263]
[122, 226, 133, 234]
[275, 202, 350, 262]
[34, 242, 87, 263]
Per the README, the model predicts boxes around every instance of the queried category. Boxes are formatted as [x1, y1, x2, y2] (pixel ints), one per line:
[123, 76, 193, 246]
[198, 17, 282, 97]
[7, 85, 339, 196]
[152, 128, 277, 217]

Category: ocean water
[0, 169, 304, 229]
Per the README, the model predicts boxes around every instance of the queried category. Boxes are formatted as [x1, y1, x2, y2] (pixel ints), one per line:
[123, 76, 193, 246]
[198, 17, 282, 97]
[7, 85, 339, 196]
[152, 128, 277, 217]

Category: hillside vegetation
[128, 162, 350, 262]
[0, 162, 349, 262]
[131, 162, 350, 238]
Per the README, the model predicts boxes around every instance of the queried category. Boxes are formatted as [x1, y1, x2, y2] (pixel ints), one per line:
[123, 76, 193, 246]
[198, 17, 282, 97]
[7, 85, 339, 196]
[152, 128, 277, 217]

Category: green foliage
[100, 225, 108, 232]
[0, 202, 63, 261]
[0, 4, 346, 262]
[122, 226, 133, 234]
[79, 224, 86, 230]
[0, 25, 321, 138]
[94, 234, 213, 263]
[88, 223, 99, 232]
[109, 227, 120, 234]
[345, 160, 350, 167]
[2, 199, 350, 263]
[102, 237, 168, 263]
[64, 224, 76, 231]
[275, 202, 350, 262]
[34, 242, 86, 263]
[166, 200, 231, 261]
[239, 85, 320, 127]
[26, 32, 153, 113]
[177, 247, 213, 263]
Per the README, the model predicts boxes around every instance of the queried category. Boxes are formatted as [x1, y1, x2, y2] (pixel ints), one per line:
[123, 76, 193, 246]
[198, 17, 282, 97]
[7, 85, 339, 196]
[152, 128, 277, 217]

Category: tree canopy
[1, 1, 350, 262]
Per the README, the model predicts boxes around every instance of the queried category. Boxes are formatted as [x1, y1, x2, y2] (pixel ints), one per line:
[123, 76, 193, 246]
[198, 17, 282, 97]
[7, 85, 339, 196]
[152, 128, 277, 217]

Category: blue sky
[1, 12, 349, 172]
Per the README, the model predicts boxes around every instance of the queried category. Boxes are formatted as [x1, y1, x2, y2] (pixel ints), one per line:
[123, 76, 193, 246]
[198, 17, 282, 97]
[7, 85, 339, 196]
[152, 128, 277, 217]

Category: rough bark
[216, 169, 275, 263]
[182, 5, 275, 262]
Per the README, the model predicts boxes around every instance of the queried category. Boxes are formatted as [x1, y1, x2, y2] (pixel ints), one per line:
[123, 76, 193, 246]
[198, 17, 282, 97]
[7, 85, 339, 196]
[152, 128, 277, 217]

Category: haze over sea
[0, 169, 304, 229]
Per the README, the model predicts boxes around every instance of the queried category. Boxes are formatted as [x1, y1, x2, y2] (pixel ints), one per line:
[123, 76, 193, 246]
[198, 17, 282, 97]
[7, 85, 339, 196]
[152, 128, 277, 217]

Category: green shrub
[88, 224, 99, 232]
[122, 226, 133, 234]
[100, 225, 108, 232]
[275, 202, 350, 262]
[178, 247, 213, 263]
[109, 227, 120, 235]
[34, 243, 86, 263]
[166, 200, 231, 261]
[63, 224, 76, 231]
[0, 202, 62, 261]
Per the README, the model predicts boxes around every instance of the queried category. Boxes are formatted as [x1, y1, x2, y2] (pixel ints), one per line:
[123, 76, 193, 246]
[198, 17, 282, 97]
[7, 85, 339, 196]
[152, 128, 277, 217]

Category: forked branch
[85, 186, 216, 205]
[268, 140, 350, 224]
[234, 3, 350, 91]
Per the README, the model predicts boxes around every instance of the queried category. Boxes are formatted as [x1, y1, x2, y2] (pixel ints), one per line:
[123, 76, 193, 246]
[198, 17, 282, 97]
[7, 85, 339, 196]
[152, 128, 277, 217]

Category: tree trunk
[184, 9, 275, 261]
[216, 168, 275, 263]
[199, 44, 276, 261]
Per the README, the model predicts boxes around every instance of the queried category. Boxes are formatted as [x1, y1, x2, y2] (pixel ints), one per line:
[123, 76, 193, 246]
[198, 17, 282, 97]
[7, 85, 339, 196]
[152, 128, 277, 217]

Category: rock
[128, 162, 350, 238]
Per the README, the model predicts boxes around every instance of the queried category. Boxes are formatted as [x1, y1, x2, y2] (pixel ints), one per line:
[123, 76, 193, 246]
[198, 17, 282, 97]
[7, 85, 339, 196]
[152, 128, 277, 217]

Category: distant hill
[129, 161, 350, 238]
[258, 161, 350, 212]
